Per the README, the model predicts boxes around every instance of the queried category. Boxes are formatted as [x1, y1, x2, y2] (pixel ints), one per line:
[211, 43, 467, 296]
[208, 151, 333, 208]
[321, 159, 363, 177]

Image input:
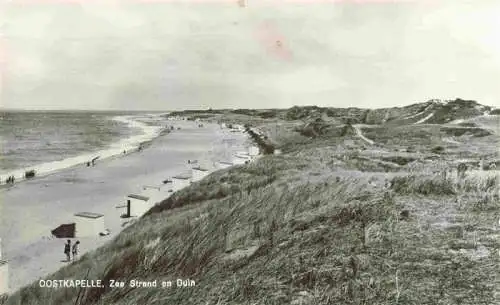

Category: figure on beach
[72, 241, 80, 261]
[64, 240, 71, 262]
[6, 175, 15, 184]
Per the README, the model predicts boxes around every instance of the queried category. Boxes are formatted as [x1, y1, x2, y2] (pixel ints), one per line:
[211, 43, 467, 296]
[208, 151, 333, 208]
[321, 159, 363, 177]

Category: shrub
[431, 146, 445, 154]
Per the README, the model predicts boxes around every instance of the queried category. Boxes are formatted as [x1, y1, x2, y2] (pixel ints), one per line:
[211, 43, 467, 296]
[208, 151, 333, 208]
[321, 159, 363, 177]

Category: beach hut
[142, 185, 170, 203]
[126, 194, 152, 217]
[171, 174, 192, 192]
[232, 154, 250, 165]
[51, 223, 76, 238]
[0, 259, 8, 296]
[236, 151, 250, 157]
[192, 166, 210, 182]
[217, 161, 233, 169]
[248, 146, 259, 157]
[74, 212, 106, 237]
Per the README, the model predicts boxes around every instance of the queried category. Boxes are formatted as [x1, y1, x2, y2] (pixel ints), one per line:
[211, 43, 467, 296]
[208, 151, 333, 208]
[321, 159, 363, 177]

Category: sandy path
[0, 120, 248, 291]
[353, 125, 375, 145]
[403, 104, 433, 120]
[414, 112, 434, 124]
[442, 137, 461, 144]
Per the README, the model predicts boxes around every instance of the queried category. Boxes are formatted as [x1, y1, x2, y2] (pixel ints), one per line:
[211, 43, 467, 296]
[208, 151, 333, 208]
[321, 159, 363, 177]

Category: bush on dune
[390, 171, 499, 201]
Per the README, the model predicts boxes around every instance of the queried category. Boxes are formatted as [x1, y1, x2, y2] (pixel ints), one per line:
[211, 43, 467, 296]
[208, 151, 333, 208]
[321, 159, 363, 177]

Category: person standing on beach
[64, 240, 71, 262]
[72, 241, 80, 261]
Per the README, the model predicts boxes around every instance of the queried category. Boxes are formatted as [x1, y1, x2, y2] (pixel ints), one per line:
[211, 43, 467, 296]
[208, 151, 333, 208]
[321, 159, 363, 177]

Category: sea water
[0, 110, 167, 183]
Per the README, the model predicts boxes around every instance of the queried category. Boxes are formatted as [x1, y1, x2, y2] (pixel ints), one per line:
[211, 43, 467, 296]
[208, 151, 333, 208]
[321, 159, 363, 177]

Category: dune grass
[2, 113, 499, 305]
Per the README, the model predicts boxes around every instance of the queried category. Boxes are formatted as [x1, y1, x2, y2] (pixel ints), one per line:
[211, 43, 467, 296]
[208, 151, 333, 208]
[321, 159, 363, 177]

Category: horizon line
[1, 98, 496, 112]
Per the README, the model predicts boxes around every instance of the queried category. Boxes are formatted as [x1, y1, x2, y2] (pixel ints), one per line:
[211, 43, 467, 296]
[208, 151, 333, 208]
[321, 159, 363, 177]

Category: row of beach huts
[123, 145, 260, 219]
[54, 134, 261, 238]
[0, 121, 263, 296]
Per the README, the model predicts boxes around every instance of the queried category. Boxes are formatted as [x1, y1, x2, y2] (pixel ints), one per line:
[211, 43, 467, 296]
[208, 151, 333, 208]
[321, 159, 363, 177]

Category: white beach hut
[232, 154, 250, 165]
[217, 161, 233, 169]
[171, 174, 192, 192]
[142, 185, 171, 204]
[236, 150, 250, 157]
[191, 166, 210, 182]
[248, 145, 260, 157]
[126, 194, 152, 218]
[74, 212, 106, 237]
[0, 260, 8, 296]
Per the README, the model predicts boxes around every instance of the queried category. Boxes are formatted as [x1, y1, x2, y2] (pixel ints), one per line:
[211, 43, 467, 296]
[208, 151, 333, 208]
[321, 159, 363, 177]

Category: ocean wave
[0, 114, 166, 184]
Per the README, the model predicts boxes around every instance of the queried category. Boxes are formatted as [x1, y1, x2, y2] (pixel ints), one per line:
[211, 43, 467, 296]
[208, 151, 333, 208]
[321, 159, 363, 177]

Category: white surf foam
[0, 114, 166, 184]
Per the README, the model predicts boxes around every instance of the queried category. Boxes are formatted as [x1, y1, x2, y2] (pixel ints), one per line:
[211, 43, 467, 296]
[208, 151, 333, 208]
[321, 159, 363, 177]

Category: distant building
[74, 212, 106, 237]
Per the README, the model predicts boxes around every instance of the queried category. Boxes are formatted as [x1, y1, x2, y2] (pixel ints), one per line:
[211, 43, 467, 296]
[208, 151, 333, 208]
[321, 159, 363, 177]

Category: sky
[0, 0, 499, 111]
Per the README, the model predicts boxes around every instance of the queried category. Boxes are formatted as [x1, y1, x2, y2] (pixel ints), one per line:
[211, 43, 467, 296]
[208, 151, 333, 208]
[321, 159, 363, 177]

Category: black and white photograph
[0, 0, 499, 304]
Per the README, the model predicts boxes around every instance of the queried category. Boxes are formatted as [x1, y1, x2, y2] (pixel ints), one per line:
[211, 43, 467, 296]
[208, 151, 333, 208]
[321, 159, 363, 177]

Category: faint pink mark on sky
[254, 21, 293, 61]
[3, 0, 434, 4]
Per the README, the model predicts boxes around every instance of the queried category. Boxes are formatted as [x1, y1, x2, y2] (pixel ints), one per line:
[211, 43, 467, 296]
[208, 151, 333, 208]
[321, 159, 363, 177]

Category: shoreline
[0, 119, 250, 292]
[0, 114, 168, 186]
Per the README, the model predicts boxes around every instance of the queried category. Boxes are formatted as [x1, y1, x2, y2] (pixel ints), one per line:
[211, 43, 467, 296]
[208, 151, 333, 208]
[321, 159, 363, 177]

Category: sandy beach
[0, 119, 249, 291]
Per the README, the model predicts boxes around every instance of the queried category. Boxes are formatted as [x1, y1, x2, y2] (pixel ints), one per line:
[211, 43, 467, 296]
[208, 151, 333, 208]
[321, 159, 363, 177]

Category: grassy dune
[2, 109, 499, 305]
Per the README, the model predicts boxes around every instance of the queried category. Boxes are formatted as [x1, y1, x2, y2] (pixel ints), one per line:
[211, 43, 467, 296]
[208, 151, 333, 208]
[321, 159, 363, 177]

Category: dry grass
[2, 112, 499, 305]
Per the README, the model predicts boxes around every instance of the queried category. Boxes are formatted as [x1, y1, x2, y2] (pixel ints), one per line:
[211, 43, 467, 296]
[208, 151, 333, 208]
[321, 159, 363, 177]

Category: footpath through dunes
[0, 120, 249, 292]
[352, 124, 375, 145]
[3, 111, 499, 305]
